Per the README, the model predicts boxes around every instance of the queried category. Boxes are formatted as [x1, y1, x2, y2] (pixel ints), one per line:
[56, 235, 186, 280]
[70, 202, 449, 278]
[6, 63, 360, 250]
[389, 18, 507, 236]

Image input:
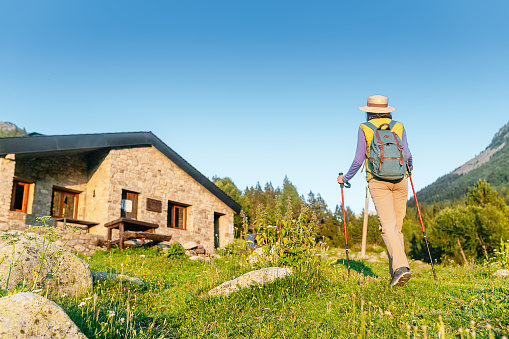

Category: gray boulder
[182, 241, 199, 250]
[0, 231, 93, 296]
[91, 271, 143, 285]
[0, 292, 87, 338]
[207, 267, 293, 297]
[246, 247, 267, 264]
[185, 250, 197, 256]
[493, 269, 509, 277]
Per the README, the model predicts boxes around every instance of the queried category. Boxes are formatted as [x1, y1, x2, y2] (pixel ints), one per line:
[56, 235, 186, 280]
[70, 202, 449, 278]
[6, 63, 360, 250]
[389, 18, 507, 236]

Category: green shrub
[166, 243, 185, 258]
[484, 238, 509, 269]
[217, 239, 245, 256]
[242, 197, 325, 270]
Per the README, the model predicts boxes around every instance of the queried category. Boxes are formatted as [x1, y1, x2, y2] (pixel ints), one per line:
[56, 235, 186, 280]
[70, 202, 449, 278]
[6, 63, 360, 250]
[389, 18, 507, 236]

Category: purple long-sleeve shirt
[343, 126, 413, 182]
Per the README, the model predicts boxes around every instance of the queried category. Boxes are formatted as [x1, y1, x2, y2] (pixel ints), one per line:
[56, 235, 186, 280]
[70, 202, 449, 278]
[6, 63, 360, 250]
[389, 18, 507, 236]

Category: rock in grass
[0, 232, 93, 296]
[0, 292, 87, 339]
[207, 267, 293, 297]
[493, 269, 509, 277]
[91, 271, 143, 285]
[182, 241, 199, 250]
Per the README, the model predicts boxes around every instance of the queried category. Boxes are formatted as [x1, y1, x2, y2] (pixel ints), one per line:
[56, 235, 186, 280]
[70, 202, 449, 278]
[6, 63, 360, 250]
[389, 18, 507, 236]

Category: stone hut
[0, 132, 241, 253]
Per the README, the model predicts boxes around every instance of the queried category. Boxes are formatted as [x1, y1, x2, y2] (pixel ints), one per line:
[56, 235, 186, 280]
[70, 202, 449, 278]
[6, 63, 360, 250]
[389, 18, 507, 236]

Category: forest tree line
[213, 176, 509, 265]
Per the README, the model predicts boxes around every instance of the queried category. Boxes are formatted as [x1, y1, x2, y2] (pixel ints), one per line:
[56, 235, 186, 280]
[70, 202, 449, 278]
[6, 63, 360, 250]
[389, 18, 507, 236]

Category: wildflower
[486, 324, 492, 330]
[78, 302, 86, 307]
[31, 289, 43, 293]
[470, 320, 476, 327]
[60, 294, 68, 298]
[83, 297, 93, 301]
[120, 263, 124, 267]
[120, 318, 125, 324]
[108, 310, 115, 317]
[87, 257, 91, 261]
[326, 301, 332, 313]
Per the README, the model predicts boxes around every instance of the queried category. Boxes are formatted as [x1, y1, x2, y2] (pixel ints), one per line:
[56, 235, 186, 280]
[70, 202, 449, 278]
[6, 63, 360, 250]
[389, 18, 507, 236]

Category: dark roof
[0, 132, 241, 214]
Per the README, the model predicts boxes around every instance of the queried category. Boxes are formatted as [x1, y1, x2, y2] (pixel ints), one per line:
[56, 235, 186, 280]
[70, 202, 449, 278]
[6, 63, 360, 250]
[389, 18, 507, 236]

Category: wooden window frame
[11, 181, 30, 213]
[51, 188, 80, 219]
[121, 190, 139, 220]
[167, 203, 187, 230]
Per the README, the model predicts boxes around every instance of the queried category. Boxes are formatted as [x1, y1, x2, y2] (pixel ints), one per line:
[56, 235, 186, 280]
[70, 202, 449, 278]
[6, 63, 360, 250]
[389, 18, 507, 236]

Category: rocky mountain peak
[452, 121, 509, 176]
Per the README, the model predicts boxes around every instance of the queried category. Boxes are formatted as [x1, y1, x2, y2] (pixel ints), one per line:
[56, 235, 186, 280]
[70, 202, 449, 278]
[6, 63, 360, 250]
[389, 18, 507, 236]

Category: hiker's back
[361, 119, 407, 181]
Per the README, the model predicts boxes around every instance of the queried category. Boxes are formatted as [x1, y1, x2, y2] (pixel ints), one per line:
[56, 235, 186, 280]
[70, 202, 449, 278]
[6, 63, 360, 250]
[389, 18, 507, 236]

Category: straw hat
[359, 95, 395, 113]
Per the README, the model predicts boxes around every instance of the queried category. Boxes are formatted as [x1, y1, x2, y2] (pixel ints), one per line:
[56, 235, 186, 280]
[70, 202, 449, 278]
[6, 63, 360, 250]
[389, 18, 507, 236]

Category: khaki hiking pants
[368, 178, 410, 276]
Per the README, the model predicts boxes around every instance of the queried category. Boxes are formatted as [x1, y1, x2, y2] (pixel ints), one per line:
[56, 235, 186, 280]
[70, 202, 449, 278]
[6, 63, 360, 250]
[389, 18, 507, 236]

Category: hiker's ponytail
[367, 113, 392, 121]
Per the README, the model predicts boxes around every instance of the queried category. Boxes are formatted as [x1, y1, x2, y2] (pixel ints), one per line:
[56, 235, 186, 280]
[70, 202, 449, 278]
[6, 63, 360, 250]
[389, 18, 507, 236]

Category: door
[121, 190, 138, 219]
[214, 214, 220, 249]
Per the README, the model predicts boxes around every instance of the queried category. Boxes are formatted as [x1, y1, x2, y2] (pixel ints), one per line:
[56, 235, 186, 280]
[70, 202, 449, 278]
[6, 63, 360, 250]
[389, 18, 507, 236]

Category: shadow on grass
[331, 259, 379, 278]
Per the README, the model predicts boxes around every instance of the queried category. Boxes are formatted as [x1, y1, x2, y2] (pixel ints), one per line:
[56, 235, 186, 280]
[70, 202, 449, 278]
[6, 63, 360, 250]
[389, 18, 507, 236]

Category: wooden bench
[104, 218, 171, 252]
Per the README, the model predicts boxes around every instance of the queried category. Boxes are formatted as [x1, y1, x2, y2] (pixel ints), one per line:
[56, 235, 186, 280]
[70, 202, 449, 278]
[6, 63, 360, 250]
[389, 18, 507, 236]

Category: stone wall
[0, 223, 105, 255]
[84, 150, 111, 225]
[0, 156, 15, 225]
[13, 153, 90, 225]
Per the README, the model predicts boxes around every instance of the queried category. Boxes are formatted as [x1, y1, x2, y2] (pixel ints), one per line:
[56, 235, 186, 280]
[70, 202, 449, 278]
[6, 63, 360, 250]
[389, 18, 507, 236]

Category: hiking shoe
[389, 267, 411, 287]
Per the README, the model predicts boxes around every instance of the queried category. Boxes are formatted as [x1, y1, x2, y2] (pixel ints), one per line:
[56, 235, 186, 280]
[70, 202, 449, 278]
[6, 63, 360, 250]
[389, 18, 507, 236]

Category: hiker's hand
[337, 174, 344, 184]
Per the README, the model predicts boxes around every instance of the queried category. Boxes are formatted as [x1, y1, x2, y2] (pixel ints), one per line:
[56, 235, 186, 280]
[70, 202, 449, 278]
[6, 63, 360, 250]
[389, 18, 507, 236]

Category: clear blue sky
[1, 0, 508, 213]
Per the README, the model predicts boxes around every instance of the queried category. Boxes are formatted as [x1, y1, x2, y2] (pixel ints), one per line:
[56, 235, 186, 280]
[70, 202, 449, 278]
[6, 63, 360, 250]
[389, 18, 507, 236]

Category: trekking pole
[407, 166, 438, 280]
[338, 172, 352, 279]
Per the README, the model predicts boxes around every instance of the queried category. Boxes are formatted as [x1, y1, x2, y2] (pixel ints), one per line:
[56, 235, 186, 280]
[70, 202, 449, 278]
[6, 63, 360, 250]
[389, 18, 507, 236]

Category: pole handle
[338, 172, 351, 188]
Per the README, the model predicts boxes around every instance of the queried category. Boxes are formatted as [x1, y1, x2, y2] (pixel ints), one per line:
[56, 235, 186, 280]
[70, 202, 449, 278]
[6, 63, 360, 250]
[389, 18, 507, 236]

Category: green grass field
[56, 247, 508, 338]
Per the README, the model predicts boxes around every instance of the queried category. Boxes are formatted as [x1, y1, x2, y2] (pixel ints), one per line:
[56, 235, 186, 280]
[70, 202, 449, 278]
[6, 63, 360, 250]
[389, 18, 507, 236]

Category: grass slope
[54, 247, 508, 338]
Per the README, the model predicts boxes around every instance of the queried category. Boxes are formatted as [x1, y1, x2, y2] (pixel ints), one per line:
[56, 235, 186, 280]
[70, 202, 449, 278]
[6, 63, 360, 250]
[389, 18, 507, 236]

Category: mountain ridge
[0, 122, 27, 137]
[415, 121, 509, 205]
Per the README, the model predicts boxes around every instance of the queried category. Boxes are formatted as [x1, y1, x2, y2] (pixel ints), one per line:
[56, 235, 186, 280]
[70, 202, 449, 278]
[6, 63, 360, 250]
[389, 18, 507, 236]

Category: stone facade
[0, 156, 15, 225]
[0, 146, 236, 254]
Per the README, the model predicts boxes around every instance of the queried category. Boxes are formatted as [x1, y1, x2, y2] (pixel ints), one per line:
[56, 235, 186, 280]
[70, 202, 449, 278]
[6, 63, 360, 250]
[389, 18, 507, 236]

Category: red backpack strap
[392, 132, 405, 165]
[374, 130, 384, 162]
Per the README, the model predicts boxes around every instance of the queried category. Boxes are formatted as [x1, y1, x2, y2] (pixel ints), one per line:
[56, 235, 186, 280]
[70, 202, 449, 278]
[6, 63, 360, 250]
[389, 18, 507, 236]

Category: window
[121, 190, 139, 219]
[51, 188, 79, 219]
[167, 202, 187, 229]
[11, 181, 30, 212]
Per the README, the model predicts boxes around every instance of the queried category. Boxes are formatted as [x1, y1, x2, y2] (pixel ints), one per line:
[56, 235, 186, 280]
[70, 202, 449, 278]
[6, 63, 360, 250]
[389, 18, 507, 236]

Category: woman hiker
[337, 94, 413, 287]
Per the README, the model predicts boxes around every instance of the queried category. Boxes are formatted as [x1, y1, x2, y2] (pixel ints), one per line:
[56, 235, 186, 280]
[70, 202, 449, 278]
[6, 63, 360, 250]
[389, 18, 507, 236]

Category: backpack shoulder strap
[363, 121, 378, 131]
[389, 120, 398, 130]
